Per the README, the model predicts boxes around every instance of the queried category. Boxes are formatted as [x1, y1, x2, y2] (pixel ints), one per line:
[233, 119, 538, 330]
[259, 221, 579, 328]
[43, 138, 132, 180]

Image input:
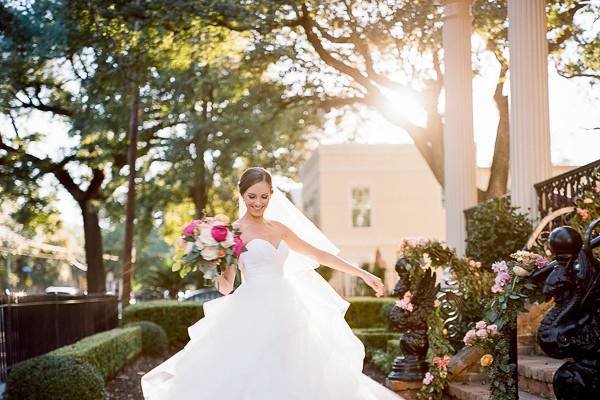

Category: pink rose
[211, 225, 228, 242]
[476, 329, 488, 338]
[233, 235, 244, 257]
[487, 324, 498, 335]
[475, 321, 487, 330]
[183, 220, 201, 236]
[463, 329, 476, 345]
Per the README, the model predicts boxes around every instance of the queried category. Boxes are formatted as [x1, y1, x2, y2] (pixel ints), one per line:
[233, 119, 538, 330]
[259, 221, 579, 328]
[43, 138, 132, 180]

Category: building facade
[300, 143, 574, 296]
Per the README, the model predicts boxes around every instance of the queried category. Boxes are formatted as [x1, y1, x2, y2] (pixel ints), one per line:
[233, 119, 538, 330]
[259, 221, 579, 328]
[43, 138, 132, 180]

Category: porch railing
[534, 158, 600, 219]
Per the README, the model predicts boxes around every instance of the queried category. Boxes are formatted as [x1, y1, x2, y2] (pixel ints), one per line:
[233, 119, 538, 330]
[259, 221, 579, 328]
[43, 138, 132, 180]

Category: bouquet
[172, 214, 244, 281]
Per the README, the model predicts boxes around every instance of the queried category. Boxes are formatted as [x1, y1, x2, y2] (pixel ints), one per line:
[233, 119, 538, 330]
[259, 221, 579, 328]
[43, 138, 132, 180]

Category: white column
[508, 0, 552, 216]
[441, 0, 478, 255]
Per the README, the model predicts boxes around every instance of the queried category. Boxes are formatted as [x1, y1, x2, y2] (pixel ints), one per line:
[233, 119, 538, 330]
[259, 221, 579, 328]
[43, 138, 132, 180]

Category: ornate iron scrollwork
[531, 218, 600, 400]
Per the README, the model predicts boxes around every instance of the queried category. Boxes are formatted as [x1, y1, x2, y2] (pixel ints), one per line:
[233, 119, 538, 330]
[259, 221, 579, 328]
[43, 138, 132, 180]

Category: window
[351, 187, 371, 227]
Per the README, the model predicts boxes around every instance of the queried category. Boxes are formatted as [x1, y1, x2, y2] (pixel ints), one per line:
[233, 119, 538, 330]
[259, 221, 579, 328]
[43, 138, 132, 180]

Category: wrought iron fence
[0, 294, 118, 382]
[534, 158, 600, 219]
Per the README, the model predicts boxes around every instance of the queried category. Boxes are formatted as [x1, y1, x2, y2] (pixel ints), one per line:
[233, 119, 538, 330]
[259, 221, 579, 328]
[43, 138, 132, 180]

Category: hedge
[125, 320, 169, 355]
[6, 355, 105, 400]
[122, 300, 204, 344]
[50, 326, 142, 381]
[345, 297, 396, 329]
[352, 327, 398, 351]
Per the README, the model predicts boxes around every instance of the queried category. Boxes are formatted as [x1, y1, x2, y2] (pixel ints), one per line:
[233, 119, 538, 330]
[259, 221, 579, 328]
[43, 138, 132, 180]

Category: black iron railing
[0, 294, 118, 382]
[534, 158, 600, 219]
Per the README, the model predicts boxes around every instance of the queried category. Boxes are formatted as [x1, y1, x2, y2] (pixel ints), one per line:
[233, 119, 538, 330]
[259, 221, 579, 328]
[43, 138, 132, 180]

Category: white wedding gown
[141, 239, 404, 399]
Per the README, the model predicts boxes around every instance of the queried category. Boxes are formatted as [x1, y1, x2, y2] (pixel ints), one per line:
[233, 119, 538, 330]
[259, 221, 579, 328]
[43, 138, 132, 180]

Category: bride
[141, 167, 404, 399]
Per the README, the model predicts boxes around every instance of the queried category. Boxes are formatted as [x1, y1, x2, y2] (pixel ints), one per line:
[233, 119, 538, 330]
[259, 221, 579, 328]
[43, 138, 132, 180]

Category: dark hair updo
[238, 167, 273, 195]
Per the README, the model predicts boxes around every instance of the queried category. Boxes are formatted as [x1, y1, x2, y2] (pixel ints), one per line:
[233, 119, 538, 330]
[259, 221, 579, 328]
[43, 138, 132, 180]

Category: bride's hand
[360, 271, 385, 297]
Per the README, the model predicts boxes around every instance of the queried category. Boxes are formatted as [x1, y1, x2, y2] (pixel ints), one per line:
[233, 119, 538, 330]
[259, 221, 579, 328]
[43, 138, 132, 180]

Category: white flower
[185, 241, 194, 254]
[194, 237, 205, 251]
[513, 266, 530, 277]
[220, 231, 235, 248]
[201, 245, 220, 261]
[199, 228, 218, 246]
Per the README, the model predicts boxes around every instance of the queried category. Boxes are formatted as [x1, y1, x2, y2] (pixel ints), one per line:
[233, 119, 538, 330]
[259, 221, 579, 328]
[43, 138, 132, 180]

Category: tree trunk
[483, 66, 510, 201]
[191, 146, 208, 218]
[121, 76, 140, 309]
[81, 202, 106, 293]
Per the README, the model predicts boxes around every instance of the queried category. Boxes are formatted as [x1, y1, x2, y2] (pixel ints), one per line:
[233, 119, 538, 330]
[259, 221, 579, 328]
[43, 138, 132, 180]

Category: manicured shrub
[352, 327, 398, 351]
[50, 326, 142, 381]
[122, 300, 204, 344]
[6, 355, 106, 400]
[125, 320, 169, 355]
[465, 197, 532, 267]
[345, 297, 396, 329]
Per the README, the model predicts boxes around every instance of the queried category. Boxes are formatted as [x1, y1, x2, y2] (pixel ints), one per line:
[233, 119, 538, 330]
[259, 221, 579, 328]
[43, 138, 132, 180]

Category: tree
[0, 1, 186, 292]
[197, 0, 599, 199]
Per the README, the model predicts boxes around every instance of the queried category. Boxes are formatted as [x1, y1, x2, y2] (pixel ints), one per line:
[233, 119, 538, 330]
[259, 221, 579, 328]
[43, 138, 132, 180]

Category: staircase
[447, 353, 562, 399]
[446, 311, 562, 400]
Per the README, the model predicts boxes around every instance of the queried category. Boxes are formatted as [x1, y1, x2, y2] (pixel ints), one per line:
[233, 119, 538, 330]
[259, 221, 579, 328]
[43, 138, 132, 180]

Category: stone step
[448, 382, 547, 400]
[518, 356, 562, 399]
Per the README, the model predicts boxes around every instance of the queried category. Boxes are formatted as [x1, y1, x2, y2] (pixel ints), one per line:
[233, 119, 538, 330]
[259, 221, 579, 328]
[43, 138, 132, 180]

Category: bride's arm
[215, 264, 236, 295]
[277, 222, 385, 297]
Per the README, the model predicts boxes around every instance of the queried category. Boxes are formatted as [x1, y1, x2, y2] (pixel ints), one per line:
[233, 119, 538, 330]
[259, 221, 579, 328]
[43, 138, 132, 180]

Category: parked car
[44, 286, 82, 295]
[180, 288, 222, 303]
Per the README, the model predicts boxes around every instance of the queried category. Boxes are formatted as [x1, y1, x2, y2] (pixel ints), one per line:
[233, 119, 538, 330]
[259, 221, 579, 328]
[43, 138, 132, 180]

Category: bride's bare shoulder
[267, 220, 291, 234]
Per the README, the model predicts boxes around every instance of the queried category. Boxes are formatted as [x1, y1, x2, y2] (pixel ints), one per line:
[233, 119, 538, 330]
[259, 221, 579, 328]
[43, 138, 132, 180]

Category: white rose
[220, 231, 235, 248]
[199, 228, 218, 246]
[201, 245, 220, 261]
[194, 237, 205, 250]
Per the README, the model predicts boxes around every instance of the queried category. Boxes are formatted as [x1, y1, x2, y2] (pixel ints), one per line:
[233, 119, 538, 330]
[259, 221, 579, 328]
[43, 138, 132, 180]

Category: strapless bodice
[239, 239, 288, 281]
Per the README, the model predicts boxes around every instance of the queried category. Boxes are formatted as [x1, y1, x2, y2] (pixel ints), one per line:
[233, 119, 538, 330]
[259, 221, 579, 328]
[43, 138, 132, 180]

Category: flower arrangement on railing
[416, 305, 454, 400]
[463, 250, 548, 400]
[398, 238, 494, 340]
[394, 238, 492, 400]
[571, 183, 600, 240]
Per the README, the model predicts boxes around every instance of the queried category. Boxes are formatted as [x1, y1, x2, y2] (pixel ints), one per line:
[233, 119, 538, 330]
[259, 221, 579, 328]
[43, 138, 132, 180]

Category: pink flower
[475, 321, 487, 330]
[476, 329, 488, 338]
[433, 355, 451, 371]
[396, 298, 414, 312]
[233, 235, 244, 257]
[463, 329, 476, 345]
[487, 324, 498, 335]
[422, 372, 434, 385]
[595, 183, 600, 193]
[577, 208, 589, 220]
[211, 225, 229, 242]
[491, 283, 504, 293]
[183, 220, 201, 236]
[492, 261, 508, 274]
